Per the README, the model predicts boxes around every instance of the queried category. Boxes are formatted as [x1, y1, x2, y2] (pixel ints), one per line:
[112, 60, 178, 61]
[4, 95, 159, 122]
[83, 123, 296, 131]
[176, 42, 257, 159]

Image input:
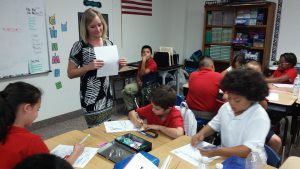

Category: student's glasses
[278, 62, 289, 66]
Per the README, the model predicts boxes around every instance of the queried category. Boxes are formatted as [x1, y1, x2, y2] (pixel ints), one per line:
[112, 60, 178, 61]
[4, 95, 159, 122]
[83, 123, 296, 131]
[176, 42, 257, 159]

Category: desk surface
[157, 64, 182, 71]
[83, 123, 173, 150]
[279, 156, 300, 169]
[45, 130, 276, 169]
[119, 65, 138, 73]
[268, 84, 296, 106]
[150, 135, 276, 169]
[45, 130, 115, 169]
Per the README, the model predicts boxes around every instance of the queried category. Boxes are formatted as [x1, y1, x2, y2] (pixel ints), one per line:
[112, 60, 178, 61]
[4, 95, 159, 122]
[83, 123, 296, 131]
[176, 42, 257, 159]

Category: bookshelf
[202, 1, 275, 72]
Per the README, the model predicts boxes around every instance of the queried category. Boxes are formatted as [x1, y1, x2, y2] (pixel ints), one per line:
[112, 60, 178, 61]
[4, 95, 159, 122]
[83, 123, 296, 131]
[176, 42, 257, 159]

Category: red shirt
[272, 67, 298, 84]
[138, 59, 158, 84]
[136, 104, 183, 128]
[138, 58, 157, 73]
[0, 126, 49, 169]
[186, 68, 223, 113]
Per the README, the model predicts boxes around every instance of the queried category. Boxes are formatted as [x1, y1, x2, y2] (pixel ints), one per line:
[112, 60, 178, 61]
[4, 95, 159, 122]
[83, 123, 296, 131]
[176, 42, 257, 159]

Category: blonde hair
[79, 8, 108, 43]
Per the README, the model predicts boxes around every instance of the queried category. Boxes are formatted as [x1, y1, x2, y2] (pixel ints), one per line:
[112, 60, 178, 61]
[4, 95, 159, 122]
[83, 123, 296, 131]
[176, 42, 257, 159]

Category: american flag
[121, 0, 152, 16]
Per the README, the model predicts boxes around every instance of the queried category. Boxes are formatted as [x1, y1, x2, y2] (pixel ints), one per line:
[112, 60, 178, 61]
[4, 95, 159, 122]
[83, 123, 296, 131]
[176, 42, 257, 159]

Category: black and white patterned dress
[69, 39, 114, 127]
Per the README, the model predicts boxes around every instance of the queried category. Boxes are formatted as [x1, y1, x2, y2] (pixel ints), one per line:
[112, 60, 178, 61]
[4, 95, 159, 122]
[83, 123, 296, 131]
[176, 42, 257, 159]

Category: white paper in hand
[94, 45, 119, 77]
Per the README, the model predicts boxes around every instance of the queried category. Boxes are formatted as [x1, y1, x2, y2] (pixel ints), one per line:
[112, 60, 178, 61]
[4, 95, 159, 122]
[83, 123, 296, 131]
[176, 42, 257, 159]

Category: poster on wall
[77, 12, 109, 41]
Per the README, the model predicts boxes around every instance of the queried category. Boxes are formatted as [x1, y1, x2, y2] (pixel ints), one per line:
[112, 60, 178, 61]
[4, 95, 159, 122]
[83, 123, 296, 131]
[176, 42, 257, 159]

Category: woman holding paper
[67, 8, 127, 127]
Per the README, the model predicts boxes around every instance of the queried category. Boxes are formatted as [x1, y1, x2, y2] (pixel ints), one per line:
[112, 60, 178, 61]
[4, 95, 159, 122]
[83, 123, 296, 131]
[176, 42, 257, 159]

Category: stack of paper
[171, 142, 220, 167]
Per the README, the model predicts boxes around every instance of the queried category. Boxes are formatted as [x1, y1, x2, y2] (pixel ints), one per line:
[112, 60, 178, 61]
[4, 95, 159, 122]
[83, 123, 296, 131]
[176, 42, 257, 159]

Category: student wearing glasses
[266, 53, 297, 84]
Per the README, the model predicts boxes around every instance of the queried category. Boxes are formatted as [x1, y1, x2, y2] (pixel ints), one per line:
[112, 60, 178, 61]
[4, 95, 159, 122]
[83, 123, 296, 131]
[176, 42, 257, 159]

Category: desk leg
[160, 72, 167, 85]
[288, 104, 299, 156]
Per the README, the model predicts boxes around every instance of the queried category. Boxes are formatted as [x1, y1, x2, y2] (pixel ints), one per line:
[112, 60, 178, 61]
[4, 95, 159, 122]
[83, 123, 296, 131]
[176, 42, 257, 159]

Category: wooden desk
[150, 135, 276, 169]
[119, 65, 138, 75]
[83, 123, 173, 150]
[45, 130, 115, 169]
[279, 156, 300, 169]
[268, 84, 296, 106]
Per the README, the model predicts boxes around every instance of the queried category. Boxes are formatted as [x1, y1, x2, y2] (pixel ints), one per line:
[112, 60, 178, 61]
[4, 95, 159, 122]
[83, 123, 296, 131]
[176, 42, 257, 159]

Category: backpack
[175, 102, 197, 136]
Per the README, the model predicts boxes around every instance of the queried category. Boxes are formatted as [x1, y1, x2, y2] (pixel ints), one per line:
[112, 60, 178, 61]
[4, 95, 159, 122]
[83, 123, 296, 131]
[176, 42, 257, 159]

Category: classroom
[0, 0, 300, 168]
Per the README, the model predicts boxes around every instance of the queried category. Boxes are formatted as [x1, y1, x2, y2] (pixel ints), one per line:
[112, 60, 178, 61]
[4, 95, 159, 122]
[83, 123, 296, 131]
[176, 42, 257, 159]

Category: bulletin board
[0, 0, 50, 79]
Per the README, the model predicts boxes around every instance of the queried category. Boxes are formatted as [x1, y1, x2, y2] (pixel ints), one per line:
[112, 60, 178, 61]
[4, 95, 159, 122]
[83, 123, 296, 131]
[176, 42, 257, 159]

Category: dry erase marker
[79, 134, 90, 144]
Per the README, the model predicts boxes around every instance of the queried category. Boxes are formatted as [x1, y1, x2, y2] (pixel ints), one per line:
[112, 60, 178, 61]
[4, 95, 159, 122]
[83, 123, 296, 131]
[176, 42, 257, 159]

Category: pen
[79, 134, 90, 144]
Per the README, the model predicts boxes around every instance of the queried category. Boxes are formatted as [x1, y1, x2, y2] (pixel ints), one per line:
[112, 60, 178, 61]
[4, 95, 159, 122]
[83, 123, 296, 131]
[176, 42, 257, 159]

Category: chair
[265, 144, 281, 168]
[266, 105, 289, 160]
[136, 72, 160, 107]
[176, 102, 197, 136]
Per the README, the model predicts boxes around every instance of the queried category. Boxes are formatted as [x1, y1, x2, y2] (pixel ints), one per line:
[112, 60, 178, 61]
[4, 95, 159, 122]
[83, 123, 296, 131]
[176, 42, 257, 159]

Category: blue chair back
[265, 144, 281, 168]
[176, 94, 184, 106]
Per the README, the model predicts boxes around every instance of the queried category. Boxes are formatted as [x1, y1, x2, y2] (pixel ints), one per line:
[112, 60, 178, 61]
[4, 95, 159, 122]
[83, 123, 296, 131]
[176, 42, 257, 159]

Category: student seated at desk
[0, 82, 84, 169]
[191, 69, 270, 158]
[128, 85, 184, 139]
[246, 61, 282, 153]
[186, 56, 223, 120]
[266, 52, 297, 84]
[221, 52, 246, 76]
[122, 45, 158, 111]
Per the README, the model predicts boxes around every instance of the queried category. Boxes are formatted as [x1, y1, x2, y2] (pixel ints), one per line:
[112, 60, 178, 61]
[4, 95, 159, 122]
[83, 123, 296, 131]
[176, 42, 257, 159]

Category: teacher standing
[67, 8, 126, 127]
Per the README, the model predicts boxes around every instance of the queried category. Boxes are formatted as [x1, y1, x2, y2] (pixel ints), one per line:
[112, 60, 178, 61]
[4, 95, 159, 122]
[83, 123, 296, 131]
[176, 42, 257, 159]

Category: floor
[31, 99, 300, 163]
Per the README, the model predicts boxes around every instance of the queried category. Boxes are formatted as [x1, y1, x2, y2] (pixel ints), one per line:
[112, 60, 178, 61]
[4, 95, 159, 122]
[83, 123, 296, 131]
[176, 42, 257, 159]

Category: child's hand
[136, 119, 144, 128]
[141, 55, 148, 62]
[197, 147, 217, 157]
[191, 134, 205, 147]
[72, 143, 84, 156]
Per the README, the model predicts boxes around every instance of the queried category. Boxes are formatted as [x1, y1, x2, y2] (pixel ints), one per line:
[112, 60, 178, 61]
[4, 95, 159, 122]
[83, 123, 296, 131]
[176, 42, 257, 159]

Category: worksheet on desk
[104, 120, 144, 133]
[51, 144, 98, 168]
[171, 142, 220, 167]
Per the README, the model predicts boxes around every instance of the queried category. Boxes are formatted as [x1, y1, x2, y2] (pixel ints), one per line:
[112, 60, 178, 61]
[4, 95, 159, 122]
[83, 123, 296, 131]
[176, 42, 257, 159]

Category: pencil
[79, 134, 90, 144]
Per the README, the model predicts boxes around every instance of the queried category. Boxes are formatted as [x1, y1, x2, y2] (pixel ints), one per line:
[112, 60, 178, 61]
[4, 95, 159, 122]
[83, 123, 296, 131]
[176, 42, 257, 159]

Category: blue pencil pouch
[113, 151, 159, 169]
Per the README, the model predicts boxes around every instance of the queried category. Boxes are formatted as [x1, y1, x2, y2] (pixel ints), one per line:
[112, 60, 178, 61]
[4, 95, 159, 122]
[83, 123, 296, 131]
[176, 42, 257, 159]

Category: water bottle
[257, 143, 268, 166]
[215, 163, 223, 169]
[245, 148, 264, 169]
[293, 75, 300, 97]
[197, 157, 211, 169]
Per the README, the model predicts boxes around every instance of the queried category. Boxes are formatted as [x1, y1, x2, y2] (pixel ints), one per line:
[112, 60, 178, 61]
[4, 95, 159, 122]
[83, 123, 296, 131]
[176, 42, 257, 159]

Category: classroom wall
[276, 0, 300, 62]
[1, 0, 299, 122]
[0, 0, 191, 122]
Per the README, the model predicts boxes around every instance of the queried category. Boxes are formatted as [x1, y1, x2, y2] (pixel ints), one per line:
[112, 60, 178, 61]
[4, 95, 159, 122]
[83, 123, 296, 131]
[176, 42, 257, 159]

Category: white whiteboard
[0, 0, 50, 78]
